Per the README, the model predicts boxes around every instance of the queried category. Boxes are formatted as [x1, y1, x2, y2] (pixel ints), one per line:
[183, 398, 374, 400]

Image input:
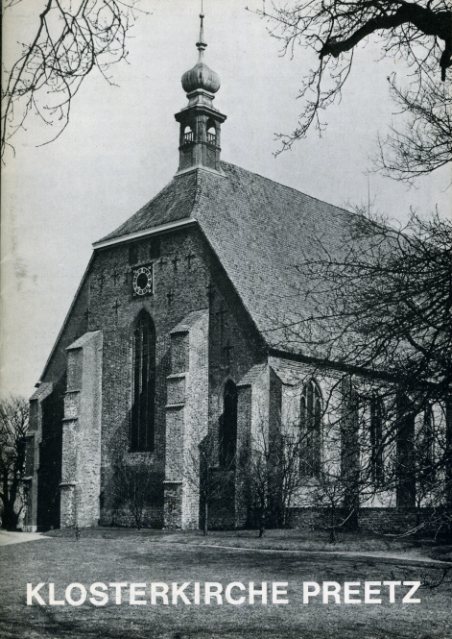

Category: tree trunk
[329, 504, 336, 544]
[1, 501, 20, 531]
[258, 506, 265, 538]
[203, 500, 208, 536]
[445, 393, 452, 540]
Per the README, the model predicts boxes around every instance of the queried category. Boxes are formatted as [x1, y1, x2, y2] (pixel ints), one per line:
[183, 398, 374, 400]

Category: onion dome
[181, 61, 220, 94]
[181, 12, 221, 94]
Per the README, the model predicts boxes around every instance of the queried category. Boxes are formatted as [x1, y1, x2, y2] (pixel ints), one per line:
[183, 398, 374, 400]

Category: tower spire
[176, 4, 226, 175]
[196, 2, 207, 58]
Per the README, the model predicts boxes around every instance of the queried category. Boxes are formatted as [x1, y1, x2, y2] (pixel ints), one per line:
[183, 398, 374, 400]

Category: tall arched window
[300, 379, 322, 477]
[219, 380, 237, 467]
[420, 405, 435, 483]
[131, 311, 156, 452]
[396, 395, 416, 507]
[370, 396, 385, 486]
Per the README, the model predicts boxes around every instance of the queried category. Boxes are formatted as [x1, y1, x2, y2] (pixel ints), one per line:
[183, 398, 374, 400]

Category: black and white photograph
[1, 1, 451, 637]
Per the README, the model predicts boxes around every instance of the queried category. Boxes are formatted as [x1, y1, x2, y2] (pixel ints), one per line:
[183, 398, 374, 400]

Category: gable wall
[33, 214, 269, 529]
[84, 223, 264, 526]
[88, 226, 212, 525]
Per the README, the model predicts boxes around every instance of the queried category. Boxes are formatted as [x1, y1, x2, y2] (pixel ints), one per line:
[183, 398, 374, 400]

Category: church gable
[26, 208, 266, 531]
[88, 222, 264, 529]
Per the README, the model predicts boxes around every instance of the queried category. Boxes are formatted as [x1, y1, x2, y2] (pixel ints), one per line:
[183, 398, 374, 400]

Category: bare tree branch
[1, 0, 148, 161]
[375, 73, 452, 181]
[259, 0, 452, 165]
[277, 210, 452, 535]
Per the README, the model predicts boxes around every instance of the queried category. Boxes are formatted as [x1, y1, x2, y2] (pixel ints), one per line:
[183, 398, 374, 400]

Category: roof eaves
[92, 218, 198, 250]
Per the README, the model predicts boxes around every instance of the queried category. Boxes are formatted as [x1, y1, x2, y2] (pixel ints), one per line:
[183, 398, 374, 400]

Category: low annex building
[24, 13, 433, 533]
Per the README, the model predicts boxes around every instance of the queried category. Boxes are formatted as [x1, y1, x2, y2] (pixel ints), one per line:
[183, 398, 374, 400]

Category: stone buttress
[59, 331, 103, 528]
[163, 311, 209, 528]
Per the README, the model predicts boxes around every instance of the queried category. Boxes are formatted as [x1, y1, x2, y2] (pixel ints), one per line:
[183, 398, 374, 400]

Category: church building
[24, 13, 431, 533]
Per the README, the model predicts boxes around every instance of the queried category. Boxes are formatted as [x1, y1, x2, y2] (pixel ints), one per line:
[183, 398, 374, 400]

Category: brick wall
[289, 506, 438, 535]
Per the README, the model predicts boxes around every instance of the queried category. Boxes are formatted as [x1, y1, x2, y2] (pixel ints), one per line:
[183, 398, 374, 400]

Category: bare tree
[242, 381, 401, 541]
[275, 376, 381, 543]
[310, 381, 396, 542]
[111, 437, 157, 529]
[277, 427, 306, 527]
[244, 423, 272, 538]
[182, 430, 223, 536]
[282, 210, 452, 536]
[0, 396, 29, 530]
[287, 211, 451, 396]
[259, 0, 451, 158]
[376, 73, 452, 181]
[244, 417, 307, 537]
[1, 0, 146, 161]
[310, 471, 353, 544]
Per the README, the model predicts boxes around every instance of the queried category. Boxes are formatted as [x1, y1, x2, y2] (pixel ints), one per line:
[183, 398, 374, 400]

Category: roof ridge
[220, 160, 352, 216]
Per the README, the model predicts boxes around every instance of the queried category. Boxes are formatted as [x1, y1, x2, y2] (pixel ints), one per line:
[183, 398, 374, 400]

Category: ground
[0, 529, 451, 639]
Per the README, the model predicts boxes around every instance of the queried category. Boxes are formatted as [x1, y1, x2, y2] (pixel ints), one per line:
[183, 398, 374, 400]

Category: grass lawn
[0, 529, 451, 639]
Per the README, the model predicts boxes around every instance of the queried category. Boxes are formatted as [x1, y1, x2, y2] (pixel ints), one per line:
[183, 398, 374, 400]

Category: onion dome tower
[175, 9, 227, 174]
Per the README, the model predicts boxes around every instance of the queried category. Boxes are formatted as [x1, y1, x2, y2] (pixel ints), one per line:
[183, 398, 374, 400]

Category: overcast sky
[1, 0, 451, 398]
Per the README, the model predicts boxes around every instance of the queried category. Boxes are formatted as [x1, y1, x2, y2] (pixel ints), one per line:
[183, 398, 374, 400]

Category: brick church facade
[24, 14, 440, 533]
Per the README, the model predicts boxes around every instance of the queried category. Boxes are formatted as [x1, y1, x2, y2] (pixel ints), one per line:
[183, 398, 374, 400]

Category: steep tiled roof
[99, 162, 356, 356]
[99, 169, 199, 241]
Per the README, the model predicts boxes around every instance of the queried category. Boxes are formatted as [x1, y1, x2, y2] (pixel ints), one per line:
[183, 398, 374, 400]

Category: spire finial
[196, 0, 207, 58]
[181, 1, 221, 95]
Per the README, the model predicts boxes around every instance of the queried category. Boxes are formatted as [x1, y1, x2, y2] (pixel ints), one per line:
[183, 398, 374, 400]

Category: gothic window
[219, 380, 237, 467]
[300, 379, 322, 477]
[396, 396, 416, 507]
[131, 311, 156, 452]
[370, 397, 385, 486]
[419, 405, 435, 482]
